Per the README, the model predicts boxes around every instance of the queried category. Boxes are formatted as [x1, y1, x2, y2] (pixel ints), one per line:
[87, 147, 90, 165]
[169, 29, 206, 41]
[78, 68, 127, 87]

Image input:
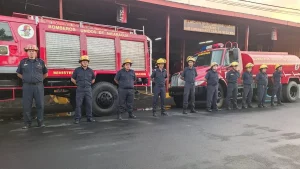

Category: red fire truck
[0, 13, 152, 116]
[170, 42, 300, 108]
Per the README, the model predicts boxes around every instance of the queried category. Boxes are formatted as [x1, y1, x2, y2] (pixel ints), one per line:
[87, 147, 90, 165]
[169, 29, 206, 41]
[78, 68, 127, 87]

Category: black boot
[206, 108, 212, 112]
[190, 109, 198, 113]
[271, 102, 275, 107]
[37, 120, 45, 127]
[129, 113, 137, 119]
[161, 111, 169, 116]
[226, 107, 232, 110]
[233, 105, 241, 110]
[258, 104, 263, 108]
[183, 109, 188, 114]
[22, 123, 32, 129]
[277, 102, 284, 106]
[153, 111, 157, 117]
[117, 114, 123, 120]
[87, 118, 96, 122]
[242, 105, 248, 109]
[74, 119, 80, 124]
[248, 104, 253, 108]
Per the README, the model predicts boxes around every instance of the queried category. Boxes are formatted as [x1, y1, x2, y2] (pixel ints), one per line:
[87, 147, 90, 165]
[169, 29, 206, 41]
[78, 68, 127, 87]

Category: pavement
[0, 91, 174, 118]
[1, 102, 300, 169]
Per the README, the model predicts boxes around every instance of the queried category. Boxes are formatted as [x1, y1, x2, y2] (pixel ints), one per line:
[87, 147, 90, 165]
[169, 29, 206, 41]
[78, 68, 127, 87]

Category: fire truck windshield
[195, 50, 223, 67]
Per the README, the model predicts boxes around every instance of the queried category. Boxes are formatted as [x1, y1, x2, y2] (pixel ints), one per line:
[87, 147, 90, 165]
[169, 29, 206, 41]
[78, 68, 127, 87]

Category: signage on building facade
[184, 20, 235, 35]
[116, 4, 128, 23]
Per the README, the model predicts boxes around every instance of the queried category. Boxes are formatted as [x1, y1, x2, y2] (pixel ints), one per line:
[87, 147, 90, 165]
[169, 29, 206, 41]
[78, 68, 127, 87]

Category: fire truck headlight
[195, 81, 204, 86]
[137, 78, 142, 82]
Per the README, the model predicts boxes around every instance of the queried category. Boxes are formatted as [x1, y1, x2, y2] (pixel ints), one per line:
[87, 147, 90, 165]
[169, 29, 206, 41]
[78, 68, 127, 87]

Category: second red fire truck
[170, 42, 300, 108]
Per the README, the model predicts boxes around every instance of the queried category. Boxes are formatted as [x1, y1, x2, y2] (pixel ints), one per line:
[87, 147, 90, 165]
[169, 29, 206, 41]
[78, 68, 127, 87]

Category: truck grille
[45, 32, 80, 69]
[87, 37, 116, 70]
[120, 40, 145, 71]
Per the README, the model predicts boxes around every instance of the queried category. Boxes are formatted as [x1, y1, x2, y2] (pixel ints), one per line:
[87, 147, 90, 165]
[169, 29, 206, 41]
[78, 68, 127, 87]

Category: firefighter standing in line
[256, 64, 268, 108]
[151, 58, 168, 117]
[71, 55, 96, 124]
[204, 62, 219, 112]
[271, 64, 284, 106]
[114, 58, 137, 120]
[16, 44, 48, 129]
[225, 61, 240, 110]
[242, 63, 254, 109]
[181, 56, 198, 114]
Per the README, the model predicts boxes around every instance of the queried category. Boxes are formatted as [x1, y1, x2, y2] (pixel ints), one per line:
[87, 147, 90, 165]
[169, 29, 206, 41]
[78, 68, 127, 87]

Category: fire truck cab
[0, 13, 152, 116]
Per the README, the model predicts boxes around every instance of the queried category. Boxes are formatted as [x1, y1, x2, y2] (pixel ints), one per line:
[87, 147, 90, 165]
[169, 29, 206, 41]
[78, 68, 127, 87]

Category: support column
[181, 39, 185, 70]
[59, 0, 63, 19]
[166, 14, 170, 95]
[245, 26, 249, 51]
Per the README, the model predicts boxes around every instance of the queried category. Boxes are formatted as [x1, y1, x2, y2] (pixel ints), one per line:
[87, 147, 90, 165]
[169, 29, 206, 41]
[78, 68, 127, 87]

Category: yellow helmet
[122, 58, 132, 65]
[275, 64, 282, 69]
[24, 44, 39, 51]
[79, 55, 90, 63]
[210, 62, 218, 67]
[260, 64, 268, 69]
[230, 61, 239, 67]
[245, 63, 254, 68]
[156, 58, 166, 64]
[187, 56, 195, 62]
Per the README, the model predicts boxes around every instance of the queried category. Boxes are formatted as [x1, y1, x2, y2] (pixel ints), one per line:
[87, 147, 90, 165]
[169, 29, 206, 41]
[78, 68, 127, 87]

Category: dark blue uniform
[114, 68, 136, 118]
[205, 69, 219, 110]
[151, 68, 167, 114]
[242, 71, 253, 107]
[225, 70, 240, 109]
[271, 71, 283, 105]
[256, 72, 268, 107]
[72, 67, 95, 121]
[16, 58, 48, 126]
[182, 66, 197, 112]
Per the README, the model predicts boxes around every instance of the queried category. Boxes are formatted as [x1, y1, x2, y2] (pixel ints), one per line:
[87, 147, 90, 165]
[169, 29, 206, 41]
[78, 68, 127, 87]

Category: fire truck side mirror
[232, 48, 240, 61]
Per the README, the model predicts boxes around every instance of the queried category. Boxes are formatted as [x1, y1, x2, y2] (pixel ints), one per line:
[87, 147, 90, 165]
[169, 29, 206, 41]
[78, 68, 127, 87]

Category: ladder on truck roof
[12, 12, 145, 35]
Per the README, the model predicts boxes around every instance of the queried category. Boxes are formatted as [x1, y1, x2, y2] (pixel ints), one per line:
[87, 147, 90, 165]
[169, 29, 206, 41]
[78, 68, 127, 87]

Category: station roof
[137, 0, 300, 28]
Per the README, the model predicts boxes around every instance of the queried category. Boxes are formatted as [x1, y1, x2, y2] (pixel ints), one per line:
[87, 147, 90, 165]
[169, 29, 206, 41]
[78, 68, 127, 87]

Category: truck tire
[217, 84, 225, 108]
[173, 96, 183, 108]
[283, 81, 299, 102]
[92, 82, 118, 116]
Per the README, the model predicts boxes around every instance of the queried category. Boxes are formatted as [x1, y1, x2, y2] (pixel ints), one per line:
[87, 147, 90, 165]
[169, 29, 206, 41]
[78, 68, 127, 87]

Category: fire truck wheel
[283, 81, 299, 102]
[217, 84, 225, 108]
[92, 82, 118, 116]
[173, 96, 183, 108]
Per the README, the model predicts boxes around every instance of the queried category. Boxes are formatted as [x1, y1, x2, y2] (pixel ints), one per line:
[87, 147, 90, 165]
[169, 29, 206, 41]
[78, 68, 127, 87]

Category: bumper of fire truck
[169, 86, 207, 101]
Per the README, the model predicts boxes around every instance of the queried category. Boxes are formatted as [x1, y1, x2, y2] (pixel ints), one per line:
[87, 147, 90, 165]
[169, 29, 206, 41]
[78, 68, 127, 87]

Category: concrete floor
[1, 103, 300, 169]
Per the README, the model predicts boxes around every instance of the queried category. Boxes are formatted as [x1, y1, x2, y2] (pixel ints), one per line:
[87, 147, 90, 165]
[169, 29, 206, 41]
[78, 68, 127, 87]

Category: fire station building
[2, 0, 300, 85]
